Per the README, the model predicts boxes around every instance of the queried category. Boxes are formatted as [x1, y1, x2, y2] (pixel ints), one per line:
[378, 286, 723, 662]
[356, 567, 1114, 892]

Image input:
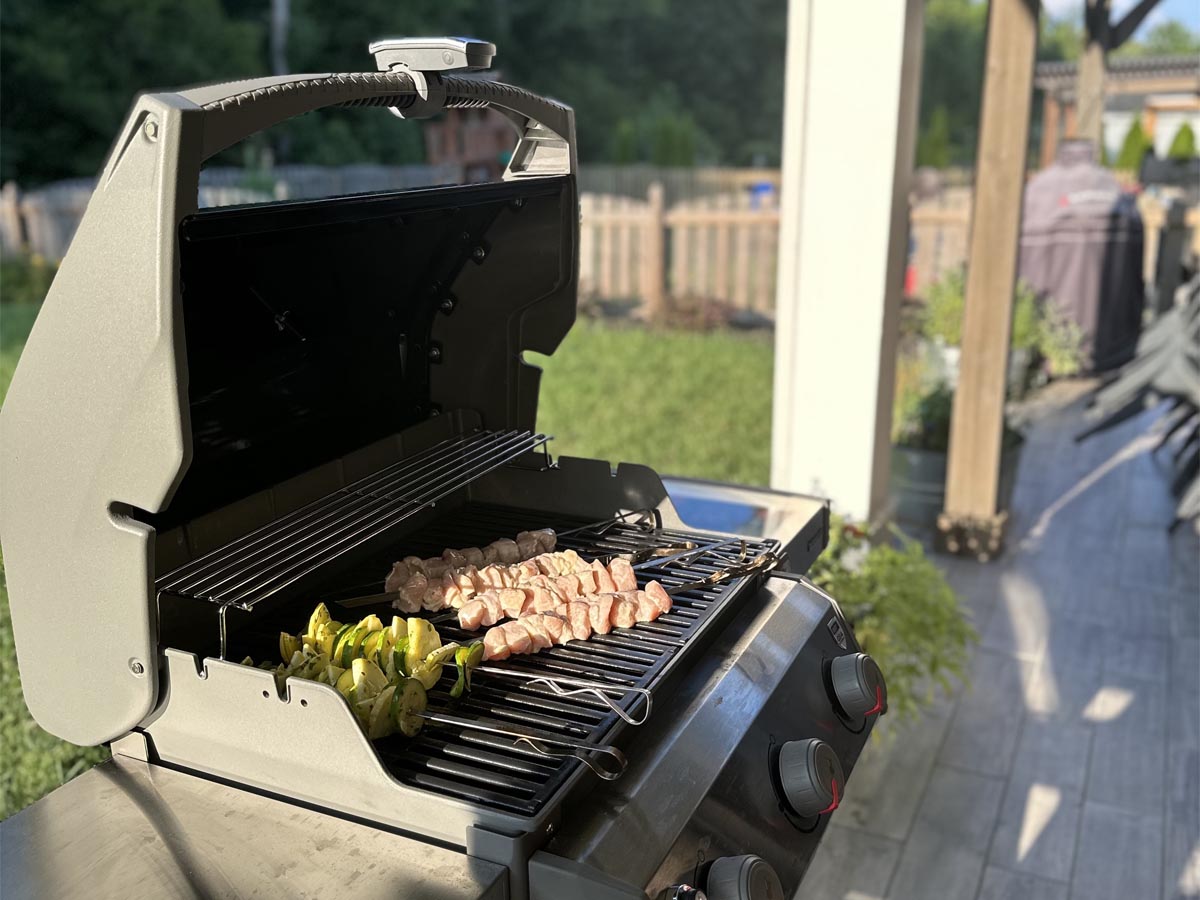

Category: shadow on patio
[800, 380, 1200, 900]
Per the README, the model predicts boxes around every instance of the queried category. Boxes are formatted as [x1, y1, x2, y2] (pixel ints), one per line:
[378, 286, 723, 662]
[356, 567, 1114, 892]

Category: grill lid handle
[172, 37, 573, 177]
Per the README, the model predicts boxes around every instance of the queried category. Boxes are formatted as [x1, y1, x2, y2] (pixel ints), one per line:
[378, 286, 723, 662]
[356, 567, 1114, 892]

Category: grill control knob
[777, 738, 844, 817]
[705, 855, 784, 900]
[830, 652, 887, 721]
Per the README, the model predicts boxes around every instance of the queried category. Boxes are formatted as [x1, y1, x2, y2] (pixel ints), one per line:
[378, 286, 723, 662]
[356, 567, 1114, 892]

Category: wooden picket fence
[579, 183, 781, 319]
[5, 170, 1196, 319]
[0, 164, 463, 262]
[908, 189, 973, 297]
[901, 189, 1200, 302]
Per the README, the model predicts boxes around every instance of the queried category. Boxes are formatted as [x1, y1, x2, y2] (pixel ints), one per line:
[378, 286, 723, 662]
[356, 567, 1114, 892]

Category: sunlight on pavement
[1021, 429, 1159, 546]
[1082, 685, 1136, 722]
[1017, 783, 1062, 863]
[1179, 841, 1200, 894]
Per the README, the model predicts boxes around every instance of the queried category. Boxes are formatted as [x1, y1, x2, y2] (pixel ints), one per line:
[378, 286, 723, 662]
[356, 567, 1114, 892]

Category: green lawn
[0, 304, 773, 818]
[534, 321, 773, 485]
[1, 303, 110, 819]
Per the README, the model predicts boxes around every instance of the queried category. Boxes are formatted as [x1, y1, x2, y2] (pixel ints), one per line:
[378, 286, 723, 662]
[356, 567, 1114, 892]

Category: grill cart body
[0, 39, 886, 900]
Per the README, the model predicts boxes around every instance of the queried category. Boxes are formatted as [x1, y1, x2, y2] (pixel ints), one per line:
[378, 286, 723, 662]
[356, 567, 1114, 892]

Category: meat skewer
[384, 529, 556, 593]
[480, 581, 674, 661]
[452, 556, 640, 626]
[396, 548, 636, 615]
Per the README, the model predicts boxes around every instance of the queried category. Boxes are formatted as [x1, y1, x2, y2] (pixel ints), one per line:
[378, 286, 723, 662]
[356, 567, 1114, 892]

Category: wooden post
[642, 183, 667, 322]
[771, 0, 923, 522]
[1077, 0, 1108, 150]
[1063, 101, 1078, 138]
[1039, 92, 1060, 169]
[940, 0, 1040, 559]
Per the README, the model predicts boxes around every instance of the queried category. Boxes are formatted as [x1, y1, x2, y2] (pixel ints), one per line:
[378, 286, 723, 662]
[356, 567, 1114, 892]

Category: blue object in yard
[670, 493, 768, 537]
[749, 182, 774, 210]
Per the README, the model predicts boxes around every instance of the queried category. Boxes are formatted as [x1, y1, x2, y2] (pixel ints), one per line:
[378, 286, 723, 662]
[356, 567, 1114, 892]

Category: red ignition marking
[864, 684, 884, 717]
[818, 779, 840, 815]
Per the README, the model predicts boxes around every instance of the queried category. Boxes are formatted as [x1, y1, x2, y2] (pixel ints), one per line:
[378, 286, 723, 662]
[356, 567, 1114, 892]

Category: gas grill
[0, 38, 886, 900]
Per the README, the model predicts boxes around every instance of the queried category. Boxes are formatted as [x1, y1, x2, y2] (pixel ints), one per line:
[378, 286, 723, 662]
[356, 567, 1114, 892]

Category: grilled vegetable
[386, 636, 410, 680]
[307, 602, 332, 637]
[244, 603, 465, 741]
[279, 632, 300, 661]
[391, 677, 427, 737]
[405, 618, 441, 678]
[334, 667, 356, 700]
[408, 643, 454, 690]
[368, 685, 397, 739]
[352, 657, 388, 699]
[451, 641, 485, 699]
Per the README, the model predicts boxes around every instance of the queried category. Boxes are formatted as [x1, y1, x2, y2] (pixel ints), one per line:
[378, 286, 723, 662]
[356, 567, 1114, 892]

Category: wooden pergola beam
[939, 0, 1040, 559]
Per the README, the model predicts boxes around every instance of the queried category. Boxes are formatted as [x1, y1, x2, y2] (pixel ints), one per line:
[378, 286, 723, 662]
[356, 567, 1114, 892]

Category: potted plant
[919, 269, 1080, 397]
[811, 519, 977, 721]
[890, 356, 1024, 529]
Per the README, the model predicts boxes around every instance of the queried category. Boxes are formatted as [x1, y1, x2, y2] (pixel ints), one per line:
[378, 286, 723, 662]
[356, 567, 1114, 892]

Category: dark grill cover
[1018, 140, 1144, 371]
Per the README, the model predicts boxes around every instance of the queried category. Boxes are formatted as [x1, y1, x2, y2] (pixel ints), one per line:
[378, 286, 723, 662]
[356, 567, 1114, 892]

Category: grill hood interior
[161, 176, 578, 531]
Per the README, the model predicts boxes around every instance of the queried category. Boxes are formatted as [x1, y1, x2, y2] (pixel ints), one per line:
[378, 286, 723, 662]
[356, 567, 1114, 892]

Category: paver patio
[799, 381, 1200, 900]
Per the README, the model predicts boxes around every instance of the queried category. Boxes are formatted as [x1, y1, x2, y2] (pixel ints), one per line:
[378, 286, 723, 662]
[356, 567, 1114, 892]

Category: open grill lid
[0, 39, 578, 746]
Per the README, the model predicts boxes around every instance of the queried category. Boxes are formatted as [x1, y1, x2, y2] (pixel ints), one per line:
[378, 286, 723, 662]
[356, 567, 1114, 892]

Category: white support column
[770, 0, 924, 523]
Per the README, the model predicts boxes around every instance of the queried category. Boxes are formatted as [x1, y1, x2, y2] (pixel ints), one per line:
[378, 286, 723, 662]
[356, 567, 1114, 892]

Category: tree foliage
[1, 0, 262, 183]
[1112, 20, 1200, 58]
[918, 0, 988, 167]
[916, 106, 952, 169]
[1167, 122, 1197, 160]
[2, 0, 1197, 184]
[1116, 114, 1152, 170]
[0, 0, 787, 183]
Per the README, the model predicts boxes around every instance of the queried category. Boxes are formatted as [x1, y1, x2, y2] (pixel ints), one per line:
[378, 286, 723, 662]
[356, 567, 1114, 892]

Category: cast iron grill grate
[332, 503, 780, 816]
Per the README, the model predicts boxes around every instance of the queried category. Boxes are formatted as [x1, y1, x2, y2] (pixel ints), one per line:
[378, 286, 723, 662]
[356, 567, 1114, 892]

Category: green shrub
[0, 255, 57, 306]
[920, 270, 1082, 370]
[1010, 280, 1041, 352]
[916, 106, 952, 169]
[811, 519, 977, 721]
[1116, 115, 1152, 171]
[1167, 122, 1197, 160]
[893, 381, 955, 452]
[1038, 302, 1085, 377]
[920, 268, 967, 345]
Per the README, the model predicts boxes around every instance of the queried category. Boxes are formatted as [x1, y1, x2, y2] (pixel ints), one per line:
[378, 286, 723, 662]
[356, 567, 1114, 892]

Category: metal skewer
[416, 711, 628, 780]
[556, 508, 660, 539]
[477, 666, 653, 725]
[626, 537, 747, 571]
[335, 590, 404, 610]
[664, 551, 781, 596]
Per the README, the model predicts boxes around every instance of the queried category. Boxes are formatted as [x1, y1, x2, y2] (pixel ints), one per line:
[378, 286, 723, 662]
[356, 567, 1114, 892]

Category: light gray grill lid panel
[0, 94, 202, 745]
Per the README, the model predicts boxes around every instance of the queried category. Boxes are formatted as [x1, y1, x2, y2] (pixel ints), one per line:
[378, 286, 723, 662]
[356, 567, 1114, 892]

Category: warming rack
[156, 430, 550, 627]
